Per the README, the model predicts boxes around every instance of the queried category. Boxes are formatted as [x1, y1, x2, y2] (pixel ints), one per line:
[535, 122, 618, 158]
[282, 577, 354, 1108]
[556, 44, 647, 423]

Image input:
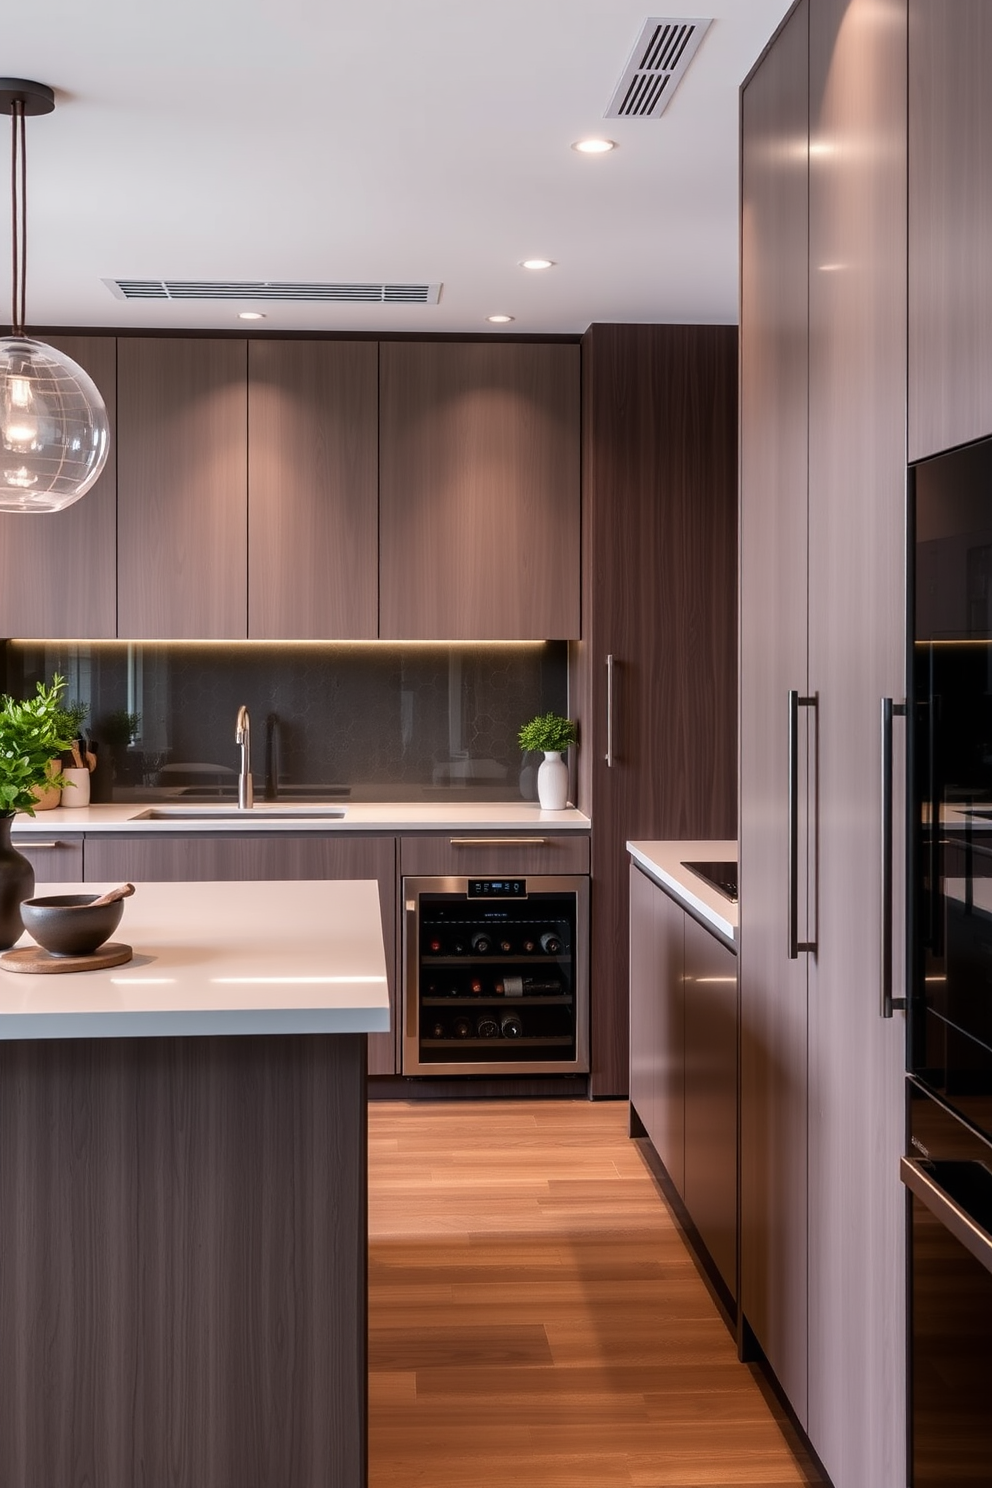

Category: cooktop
[681, 859, 738, 903]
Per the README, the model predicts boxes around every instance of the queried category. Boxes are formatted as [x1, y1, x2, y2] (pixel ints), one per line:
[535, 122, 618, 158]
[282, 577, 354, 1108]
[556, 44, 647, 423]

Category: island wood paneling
[909, 0, 992, 460]
[117, 337, 248, 639]
[83, 832, 398, 1075]
[378, 342, 580, 640]
[0, 1032, 367, 1488]
[11, 834, 84, 883]
[738, 0, 811, 1427]
[0, 335, 117, 639]
[579, 324, 738, 1099]
[248, 340, 378, 639]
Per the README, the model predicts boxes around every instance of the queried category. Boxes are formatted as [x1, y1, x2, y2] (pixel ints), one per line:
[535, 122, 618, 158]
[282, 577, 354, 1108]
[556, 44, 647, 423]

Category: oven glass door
[911, 437, 992, 1137]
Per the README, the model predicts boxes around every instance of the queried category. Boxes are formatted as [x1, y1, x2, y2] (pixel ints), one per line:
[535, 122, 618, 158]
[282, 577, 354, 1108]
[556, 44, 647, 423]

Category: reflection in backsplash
[4, 641, 569, 803]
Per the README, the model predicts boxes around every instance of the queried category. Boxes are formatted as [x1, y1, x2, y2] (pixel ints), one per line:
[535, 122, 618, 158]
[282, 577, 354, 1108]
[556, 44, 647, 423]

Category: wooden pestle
[88, 883, 136, 908]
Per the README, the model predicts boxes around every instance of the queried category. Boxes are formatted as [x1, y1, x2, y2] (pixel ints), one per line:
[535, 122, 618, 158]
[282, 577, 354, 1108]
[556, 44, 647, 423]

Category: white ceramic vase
[537, 750, 569, 810]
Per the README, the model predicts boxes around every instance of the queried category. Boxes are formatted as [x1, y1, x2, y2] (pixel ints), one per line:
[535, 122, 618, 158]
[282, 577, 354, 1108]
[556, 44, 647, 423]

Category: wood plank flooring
[368, 1099, 824, 1488]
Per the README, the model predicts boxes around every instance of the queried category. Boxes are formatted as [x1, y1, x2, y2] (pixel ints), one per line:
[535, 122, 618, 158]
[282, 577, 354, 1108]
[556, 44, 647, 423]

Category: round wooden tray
[0, 942, 133, 974]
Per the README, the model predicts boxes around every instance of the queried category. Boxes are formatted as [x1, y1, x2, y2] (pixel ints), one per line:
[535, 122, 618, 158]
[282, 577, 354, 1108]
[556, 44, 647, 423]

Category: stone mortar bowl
[20, 894, 125, 957]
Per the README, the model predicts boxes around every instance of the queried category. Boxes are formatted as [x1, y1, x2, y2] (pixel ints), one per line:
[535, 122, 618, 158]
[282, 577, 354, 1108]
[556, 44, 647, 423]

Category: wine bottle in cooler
[539, 930, 563, 954]
[495, 975, 562, 997]
[476, 1013, 499, 1038]
[453, 1016, 473, 1039]
[471, 930, 493, 954]
[500, 1012, 523, 1039]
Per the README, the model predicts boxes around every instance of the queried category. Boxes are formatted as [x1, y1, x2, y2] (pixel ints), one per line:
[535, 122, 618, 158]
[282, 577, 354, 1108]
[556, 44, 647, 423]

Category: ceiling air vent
[605, 17, 712, 119]
[103, 280, 442, 305]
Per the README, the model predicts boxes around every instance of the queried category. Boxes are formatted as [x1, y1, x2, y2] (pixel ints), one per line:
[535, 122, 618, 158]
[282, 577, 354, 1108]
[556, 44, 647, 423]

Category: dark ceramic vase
[0, 814, 35, 950]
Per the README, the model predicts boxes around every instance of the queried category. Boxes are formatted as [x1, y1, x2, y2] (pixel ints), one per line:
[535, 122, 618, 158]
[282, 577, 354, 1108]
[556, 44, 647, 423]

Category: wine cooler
[402, 875, 590, 1075]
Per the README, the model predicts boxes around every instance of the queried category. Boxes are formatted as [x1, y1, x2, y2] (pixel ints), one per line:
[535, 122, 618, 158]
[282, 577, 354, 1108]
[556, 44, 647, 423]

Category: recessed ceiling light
[238, 310, 266, 320]
[520, 259, 555, 271]
[572, 138, 616, 154]
[487, 314, 514, 324]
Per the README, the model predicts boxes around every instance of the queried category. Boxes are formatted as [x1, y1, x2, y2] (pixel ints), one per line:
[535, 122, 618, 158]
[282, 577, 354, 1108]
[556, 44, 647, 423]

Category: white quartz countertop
[0, 879, 391, 1040]
[11, 802, 591, 834]
[627, 840, 738, 945]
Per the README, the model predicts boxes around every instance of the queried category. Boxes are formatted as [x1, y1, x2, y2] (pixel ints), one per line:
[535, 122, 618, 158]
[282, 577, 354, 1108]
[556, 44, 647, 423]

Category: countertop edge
[627, 840, 737, 946]
[11, 804, 592, 835]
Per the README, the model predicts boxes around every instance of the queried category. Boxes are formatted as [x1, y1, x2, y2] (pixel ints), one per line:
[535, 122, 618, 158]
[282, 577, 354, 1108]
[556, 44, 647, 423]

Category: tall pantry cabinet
[740, 3, 907, 1486]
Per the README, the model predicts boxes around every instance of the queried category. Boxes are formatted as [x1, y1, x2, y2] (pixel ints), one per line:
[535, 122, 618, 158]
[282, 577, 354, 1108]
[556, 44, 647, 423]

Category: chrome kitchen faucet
[236, 705, 253, 809]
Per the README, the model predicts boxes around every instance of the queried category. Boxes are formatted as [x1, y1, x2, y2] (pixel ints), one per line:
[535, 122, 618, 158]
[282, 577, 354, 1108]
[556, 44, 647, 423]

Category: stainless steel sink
[130, 807, 347, 822]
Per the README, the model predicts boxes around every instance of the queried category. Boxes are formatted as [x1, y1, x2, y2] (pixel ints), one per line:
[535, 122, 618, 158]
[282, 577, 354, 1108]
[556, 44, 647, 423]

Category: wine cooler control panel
[402, 875, 590, 1076]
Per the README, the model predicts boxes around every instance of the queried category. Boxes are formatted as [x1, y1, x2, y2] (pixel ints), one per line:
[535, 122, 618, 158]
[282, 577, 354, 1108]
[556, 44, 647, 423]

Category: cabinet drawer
[12, 835, 84, 883]
[400, 833, 589, 877]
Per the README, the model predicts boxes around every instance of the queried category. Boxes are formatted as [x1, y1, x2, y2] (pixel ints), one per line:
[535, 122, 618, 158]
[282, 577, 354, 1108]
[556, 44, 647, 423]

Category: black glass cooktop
[681, 860, 738, 903]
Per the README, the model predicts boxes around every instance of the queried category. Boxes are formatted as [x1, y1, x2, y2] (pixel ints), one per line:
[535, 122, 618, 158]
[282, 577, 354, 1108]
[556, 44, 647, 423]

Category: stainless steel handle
[788, 689, 817, 959]
[404, 900, 420, 1053]
[12, 840, 65, 849]
[449, 838, 550, 847]
[605, 654, 615, 768]
[900, 1156, 992, 1277]
[881, 697, 907, 1017]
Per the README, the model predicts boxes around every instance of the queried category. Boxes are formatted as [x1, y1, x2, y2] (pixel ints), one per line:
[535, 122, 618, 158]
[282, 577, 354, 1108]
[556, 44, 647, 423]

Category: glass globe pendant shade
[0, 336, 110, 512]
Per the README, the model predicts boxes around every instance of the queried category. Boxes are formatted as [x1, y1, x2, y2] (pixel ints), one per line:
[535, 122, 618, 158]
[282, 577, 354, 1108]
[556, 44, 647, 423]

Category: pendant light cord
[9, 97, 25, 337]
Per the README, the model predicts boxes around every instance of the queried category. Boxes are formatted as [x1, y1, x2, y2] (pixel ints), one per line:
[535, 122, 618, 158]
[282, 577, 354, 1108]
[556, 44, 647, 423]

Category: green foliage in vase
[517, 712, 577, 755]
[0, 676, 78, 817]
[54, 698, 89, 741]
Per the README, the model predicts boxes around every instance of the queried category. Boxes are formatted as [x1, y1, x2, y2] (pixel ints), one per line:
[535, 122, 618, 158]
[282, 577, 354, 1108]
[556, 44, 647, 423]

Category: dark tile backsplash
[5, 641, 569, 803]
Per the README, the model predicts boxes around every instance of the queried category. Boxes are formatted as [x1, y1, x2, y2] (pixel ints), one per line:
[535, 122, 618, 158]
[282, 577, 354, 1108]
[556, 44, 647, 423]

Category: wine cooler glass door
[402, 875, 590, 1076]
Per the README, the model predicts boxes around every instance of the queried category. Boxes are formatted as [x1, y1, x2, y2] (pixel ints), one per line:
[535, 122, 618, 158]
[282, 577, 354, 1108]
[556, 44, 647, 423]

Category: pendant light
[0, 79, 109, 513]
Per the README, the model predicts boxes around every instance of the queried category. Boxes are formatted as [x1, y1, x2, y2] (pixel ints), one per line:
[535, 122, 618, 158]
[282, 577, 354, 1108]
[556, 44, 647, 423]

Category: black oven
[910, 435, 992, 1139]
[902, 1080, 992, 1486]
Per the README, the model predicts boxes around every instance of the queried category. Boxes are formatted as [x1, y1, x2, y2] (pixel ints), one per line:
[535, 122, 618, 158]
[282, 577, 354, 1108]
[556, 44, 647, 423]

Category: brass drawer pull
[448, 837, 551, 847]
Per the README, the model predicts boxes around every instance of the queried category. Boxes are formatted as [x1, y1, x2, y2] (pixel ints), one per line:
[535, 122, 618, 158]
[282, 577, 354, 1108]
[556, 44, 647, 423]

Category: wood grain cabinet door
[739, 0, 811, 1430]
[0, 335, 117, 639]
[909, 0, 992, 460]
[628, 866, 686, 1195]
[379, 342, 580, 640]
[248, 340, 378, 639]
[117, 338, 248, 639]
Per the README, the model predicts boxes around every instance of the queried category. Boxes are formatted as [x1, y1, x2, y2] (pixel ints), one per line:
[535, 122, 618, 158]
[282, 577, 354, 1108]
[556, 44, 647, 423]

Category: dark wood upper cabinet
[378, 342, 580, 640]
[0, 335, 117, 639]
[909, 0, 992, 460]
[247, 340, 378, 639]
[117, 338, 248, 639]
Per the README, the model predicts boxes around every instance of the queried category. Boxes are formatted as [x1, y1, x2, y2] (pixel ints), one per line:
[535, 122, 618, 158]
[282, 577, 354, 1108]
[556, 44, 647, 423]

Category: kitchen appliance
[402, 875, 589, 1075]
[901, 1079, 992, 1486]
[910, 433, 992, 1139]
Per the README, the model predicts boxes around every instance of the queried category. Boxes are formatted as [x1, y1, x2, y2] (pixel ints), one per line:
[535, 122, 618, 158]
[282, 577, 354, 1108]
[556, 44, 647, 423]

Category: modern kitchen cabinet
[247, 340, 378, 639]
[908, 0, 992, 461]
[740, 1, 907, 1481]
[629, 864, 685, 1194]
[117, 338, 249, 639]
[577, 324, 738, 1099]
[628, 862, 737, 1301]
[399, 832, 589, 878]
[82, 832, 398, 1075]
[11, 833, 84, 883]
[0, 336, 118, 639]
[378, 342, 580, 640]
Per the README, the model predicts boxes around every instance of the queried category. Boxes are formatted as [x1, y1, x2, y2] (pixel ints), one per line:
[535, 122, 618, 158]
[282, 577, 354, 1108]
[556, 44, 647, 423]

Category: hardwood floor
[368, 1100, 824, 1487]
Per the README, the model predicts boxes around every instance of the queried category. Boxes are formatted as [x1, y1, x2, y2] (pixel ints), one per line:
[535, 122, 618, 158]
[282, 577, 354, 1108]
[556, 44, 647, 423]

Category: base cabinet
[629, 864, 737, 1301]
[11, 834, 84, 884]
[82, 833, 398, 1075]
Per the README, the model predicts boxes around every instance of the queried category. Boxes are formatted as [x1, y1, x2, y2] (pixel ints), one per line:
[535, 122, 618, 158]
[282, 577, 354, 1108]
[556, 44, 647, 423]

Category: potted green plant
[0, 675, 77, 947]
[518, 712, 577, 810]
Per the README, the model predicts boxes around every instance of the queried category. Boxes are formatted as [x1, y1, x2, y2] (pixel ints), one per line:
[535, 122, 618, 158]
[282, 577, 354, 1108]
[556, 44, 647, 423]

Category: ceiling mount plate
[0, 79, 55, 117]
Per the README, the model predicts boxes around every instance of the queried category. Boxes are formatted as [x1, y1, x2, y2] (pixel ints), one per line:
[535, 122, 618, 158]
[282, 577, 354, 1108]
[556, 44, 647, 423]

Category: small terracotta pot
[30, 760, 62, 811]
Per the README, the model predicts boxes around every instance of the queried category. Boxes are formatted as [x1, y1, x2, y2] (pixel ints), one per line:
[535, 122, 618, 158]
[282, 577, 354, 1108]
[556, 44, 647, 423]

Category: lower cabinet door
[83, 833, 398, 1074]
[628, 866, 685, 1195]
[683, 912, 738, 1298]
[12, 835, 85, 884]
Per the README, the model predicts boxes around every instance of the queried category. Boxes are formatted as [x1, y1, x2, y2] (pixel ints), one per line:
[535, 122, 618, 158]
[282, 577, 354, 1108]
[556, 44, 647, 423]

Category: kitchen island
[0, 879, 389, 1488]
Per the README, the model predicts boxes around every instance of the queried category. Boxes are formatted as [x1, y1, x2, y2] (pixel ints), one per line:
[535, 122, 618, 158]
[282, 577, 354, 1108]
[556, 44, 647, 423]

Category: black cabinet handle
[788, 689, 817, 959]
[880, 696, 907, 1017]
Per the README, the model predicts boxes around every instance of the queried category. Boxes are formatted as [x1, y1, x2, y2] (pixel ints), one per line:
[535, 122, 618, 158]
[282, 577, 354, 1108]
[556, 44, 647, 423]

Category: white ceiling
[4, 0, 792, 336]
